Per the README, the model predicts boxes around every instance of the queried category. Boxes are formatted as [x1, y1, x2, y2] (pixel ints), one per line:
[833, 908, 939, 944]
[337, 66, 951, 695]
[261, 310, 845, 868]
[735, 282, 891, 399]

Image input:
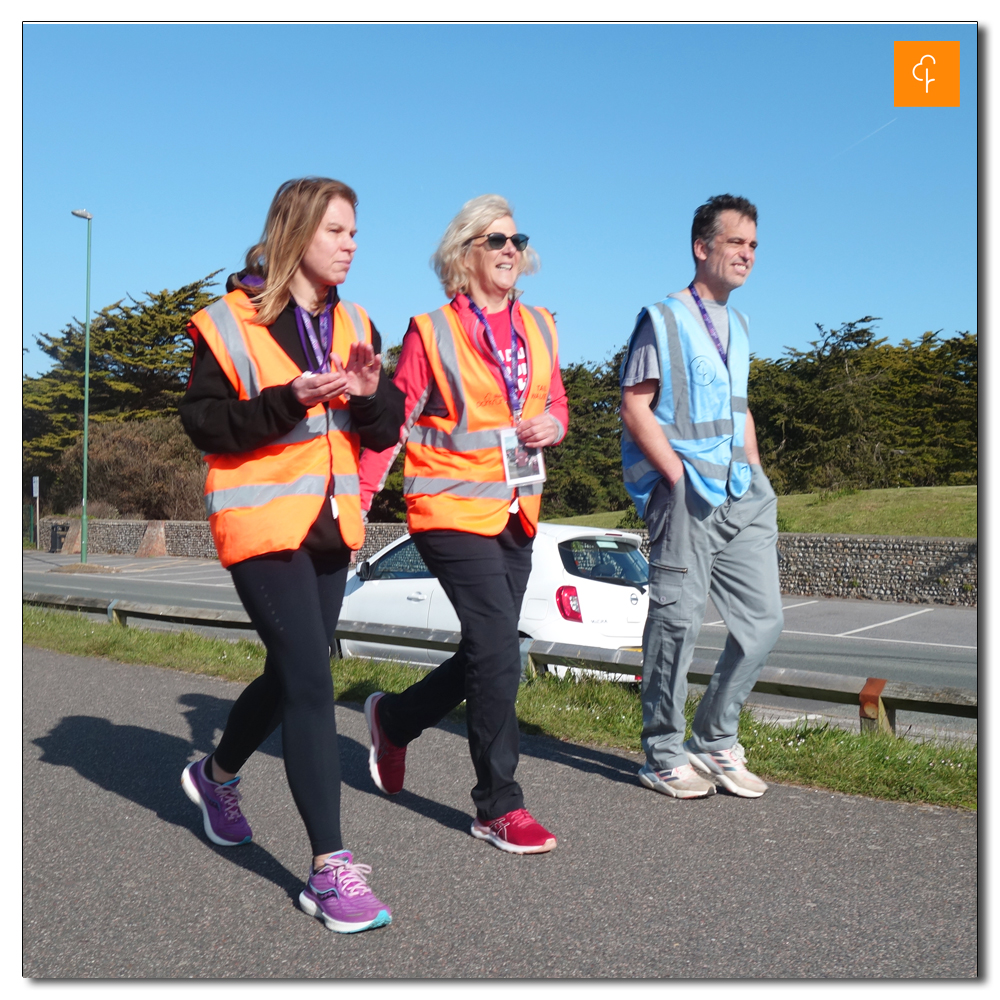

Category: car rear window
[557, 538, 648, 587]
[369, 539, 433, 580]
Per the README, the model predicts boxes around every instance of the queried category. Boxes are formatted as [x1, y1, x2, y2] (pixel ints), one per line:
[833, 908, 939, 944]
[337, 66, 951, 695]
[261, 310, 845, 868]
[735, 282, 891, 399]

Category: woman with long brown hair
[179, 177, 402, 933]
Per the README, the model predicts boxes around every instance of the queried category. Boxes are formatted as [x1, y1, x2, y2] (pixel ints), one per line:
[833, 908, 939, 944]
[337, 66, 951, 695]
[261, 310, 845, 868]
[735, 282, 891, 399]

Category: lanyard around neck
[294, 291, 334, 374]
[687, 283, 728, 365]
[466, 297, 523, 422]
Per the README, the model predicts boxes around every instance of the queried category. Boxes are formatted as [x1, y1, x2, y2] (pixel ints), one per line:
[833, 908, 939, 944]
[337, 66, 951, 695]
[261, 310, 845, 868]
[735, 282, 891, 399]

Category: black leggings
[213, 547, 349, 857]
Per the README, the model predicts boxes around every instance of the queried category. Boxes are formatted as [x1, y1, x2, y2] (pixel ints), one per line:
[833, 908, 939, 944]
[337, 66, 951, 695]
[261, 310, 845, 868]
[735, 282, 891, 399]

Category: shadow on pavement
[337, 731, 472, 834]
[518, 734, 642, 787]
[32, 714, 302, 903]
[176, 691, 281, 762]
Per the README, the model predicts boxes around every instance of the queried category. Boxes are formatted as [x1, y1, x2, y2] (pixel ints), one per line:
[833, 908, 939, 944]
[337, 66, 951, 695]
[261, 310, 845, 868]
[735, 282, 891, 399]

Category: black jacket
[179, 276, 404, 555]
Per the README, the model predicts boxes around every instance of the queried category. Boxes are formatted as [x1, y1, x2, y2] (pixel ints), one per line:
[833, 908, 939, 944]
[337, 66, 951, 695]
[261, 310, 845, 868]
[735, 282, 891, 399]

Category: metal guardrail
[24, 590, 977, 735]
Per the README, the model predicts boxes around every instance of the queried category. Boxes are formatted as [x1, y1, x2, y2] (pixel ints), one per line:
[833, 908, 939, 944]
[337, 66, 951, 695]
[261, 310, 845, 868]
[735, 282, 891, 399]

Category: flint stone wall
[36, 517, 976, 606]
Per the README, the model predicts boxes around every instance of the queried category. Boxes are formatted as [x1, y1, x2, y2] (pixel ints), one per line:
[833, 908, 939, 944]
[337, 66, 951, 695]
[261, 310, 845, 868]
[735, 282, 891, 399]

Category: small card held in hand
[499, 427, 546, 487]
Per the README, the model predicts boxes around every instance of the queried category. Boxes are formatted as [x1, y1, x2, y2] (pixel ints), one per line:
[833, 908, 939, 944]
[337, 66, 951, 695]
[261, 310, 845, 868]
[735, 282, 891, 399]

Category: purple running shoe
[298, 851, 392, 934]
[181, 756, 252, 846]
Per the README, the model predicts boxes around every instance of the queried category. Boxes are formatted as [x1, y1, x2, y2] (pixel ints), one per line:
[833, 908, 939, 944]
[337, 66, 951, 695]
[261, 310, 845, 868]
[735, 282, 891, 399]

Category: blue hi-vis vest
[620, 296, 752, 516]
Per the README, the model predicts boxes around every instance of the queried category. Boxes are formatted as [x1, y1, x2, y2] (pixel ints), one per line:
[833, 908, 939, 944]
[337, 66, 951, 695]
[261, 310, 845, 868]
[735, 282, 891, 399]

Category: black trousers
[213, 547, 350, 857]
[377, 515, 534, 821]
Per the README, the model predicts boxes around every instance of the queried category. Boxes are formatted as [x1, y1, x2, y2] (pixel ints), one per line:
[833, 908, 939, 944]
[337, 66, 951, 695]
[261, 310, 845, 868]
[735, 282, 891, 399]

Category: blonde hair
[234, 177, 359, 326]
[431, 194, 540, 300]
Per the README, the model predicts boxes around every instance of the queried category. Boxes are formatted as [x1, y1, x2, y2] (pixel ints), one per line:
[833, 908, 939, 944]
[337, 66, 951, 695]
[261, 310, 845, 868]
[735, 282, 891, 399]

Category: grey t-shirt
[621, 288, 731, 391]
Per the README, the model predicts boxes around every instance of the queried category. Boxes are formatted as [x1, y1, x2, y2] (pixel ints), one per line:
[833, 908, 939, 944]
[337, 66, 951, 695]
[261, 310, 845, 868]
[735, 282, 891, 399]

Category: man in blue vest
[620, 194, 784, 799]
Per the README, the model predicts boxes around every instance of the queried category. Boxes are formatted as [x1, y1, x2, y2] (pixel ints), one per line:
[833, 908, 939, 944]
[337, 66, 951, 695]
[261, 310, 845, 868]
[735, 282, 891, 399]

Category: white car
[338, 523, 649, 680]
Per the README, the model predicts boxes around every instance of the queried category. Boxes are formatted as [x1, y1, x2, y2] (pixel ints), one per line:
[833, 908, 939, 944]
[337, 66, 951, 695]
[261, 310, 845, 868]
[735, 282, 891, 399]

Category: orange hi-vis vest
[189, 290, 371, 568]
[403, 300, 558, 537]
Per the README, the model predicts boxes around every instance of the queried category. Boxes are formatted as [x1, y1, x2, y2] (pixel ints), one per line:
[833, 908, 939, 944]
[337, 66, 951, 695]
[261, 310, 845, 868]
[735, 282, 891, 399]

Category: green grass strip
[544, 484, 978, 539]
[24, 604, 976, 811]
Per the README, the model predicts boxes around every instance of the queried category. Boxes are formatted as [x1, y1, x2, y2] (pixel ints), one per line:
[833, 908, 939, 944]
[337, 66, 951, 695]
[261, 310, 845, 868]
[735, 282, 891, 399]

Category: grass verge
[545, 485, 977, 538]
[24, 605, 976, 811]
[774, 484, 976, 538]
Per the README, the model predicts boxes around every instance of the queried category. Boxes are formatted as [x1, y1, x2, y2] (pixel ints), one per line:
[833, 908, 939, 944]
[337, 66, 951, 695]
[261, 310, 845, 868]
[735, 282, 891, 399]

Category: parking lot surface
[23, 646, 977, 979]
[22, 551, 978, 687]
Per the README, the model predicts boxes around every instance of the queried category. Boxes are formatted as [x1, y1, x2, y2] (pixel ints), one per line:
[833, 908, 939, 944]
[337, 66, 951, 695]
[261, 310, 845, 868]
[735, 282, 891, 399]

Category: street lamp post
[71, 209, 93, 564]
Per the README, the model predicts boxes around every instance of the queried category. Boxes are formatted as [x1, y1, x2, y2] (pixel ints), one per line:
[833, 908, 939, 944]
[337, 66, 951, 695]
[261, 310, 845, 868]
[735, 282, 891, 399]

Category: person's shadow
[32, 694, 302, 902]
[32, 690, 635, 887]
[31, 691, 471, 894]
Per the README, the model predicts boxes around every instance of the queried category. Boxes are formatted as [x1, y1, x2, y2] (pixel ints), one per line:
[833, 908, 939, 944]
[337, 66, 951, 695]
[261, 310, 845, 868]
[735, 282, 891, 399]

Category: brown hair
[690, 193, 758, 263]
[234, 177, 359, 326]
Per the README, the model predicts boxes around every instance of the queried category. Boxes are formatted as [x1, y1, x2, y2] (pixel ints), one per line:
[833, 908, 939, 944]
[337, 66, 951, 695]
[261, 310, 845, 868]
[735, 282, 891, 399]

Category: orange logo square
[894, 41, 960, 107]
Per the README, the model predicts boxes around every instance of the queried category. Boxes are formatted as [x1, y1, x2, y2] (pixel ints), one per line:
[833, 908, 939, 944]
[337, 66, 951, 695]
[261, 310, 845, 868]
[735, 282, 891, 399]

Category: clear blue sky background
[23, 22, 977, 379]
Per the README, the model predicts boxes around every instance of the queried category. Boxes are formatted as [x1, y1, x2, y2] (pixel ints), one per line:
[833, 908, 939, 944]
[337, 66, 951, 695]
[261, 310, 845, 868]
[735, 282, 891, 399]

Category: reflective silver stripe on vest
[427, 309, 467, 430]
[731, 396, 748, 414]
[406, 425, 499, 451]
[270, 409, 354, 447]
[731, 445, 748, 464]
[205, 473, 327, 515]
[687, 457, 732, 481]
[668, 418, 734, 438]
[333, 473, 360, 495]
[205, 299, 261, 398]
[518, 480, 544, 497]
[623, 451, 731, 486]
[623, 455, 656, 485]
[403, 476, 514, 499]
[339, 300, 366, 342]
[652, 302, 691, 437]
[521, 304, 554, 362]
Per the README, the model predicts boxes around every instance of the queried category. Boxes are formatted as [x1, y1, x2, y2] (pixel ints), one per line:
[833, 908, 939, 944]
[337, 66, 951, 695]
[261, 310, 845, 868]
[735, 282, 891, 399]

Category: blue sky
[22, 22, 977, 378]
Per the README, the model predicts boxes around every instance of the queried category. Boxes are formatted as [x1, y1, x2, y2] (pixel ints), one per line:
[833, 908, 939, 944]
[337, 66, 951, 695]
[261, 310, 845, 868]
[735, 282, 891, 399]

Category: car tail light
[556, 586, 582, 622]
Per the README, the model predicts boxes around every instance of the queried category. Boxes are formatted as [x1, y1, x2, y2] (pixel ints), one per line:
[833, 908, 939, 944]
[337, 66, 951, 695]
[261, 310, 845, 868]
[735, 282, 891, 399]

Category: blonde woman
[179, 177, 402, 933]
[359, 194, 569, 854]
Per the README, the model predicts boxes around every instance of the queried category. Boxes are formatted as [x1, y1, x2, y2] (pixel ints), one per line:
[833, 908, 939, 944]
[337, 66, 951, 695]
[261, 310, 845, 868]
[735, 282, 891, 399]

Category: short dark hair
[691, 194, 758, 262]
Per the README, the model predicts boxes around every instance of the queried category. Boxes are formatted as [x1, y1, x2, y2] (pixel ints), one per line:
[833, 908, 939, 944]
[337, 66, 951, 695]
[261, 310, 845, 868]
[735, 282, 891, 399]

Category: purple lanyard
[687, 283, 728, 365]
[294, 293, 334, 374]
[466, 297, 524, 421]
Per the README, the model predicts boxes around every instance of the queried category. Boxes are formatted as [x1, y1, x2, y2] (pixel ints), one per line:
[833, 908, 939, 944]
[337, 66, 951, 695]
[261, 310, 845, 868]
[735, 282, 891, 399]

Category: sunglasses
[467, 232, 530, 251]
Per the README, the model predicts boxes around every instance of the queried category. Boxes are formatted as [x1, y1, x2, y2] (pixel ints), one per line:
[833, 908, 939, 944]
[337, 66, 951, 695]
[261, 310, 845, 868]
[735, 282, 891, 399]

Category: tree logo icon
[894, 41, 959, 107]
[912, 54, 936, 94]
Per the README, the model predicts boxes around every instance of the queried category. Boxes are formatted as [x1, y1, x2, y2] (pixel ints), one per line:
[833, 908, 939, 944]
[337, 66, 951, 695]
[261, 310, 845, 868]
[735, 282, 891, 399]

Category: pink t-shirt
[486, 307, 528, 396]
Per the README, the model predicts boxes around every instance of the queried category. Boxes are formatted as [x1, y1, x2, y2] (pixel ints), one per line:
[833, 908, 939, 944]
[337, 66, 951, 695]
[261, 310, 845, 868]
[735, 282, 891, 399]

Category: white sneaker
[684, 740, 768, 798]
[638, 761, 716, 799]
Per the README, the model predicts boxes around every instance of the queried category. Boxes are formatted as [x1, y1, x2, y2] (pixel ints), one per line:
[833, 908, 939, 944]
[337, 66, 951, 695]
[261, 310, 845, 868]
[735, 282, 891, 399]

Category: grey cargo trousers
[642, 463, 784, 771]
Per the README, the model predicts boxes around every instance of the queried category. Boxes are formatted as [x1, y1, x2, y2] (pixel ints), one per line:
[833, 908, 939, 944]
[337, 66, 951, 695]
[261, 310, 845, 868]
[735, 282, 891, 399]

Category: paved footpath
[23, 646, 977, 979]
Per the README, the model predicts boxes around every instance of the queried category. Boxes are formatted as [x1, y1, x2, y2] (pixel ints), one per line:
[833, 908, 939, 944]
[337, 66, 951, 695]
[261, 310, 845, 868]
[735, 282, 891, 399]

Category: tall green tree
[750, 318, 977, 493]
[23, 273, 221, 494]
[540, 347, 631, 520]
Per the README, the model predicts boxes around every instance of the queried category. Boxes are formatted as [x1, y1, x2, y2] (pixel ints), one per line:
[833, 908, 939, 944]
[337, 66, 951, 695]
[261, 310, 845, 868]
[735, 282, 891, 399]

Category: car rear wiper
[589, 574, 647, 594]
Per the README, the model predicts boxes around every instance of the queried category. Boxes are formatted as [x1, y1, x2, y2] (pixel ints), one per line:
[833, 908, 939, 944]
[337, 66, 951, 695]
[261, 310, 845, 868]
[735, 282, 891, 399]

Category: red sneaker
[364, 692, 407, 795]
[471, 808, 557, 854]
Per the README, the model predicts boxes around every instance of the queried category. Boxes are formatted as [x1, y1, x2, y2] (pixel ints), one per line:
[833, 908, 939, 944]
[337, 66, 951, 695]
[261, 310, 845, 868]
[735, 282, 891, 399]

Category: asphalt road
[23, 646, 977, 979]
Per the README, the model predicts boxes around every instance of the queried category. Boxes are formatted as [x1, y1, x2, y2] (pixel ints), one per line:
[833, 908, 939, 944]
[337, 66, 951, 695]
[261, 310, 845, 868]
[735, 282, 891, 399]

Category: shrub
[50, 416, 207, 520]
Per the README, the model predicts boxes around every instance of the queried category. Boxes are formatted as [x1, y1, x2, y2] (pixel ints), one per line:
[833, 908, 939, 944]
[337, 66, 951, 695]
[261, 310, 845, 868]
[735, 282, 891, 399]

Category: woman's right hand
[290, 370, 349, 406]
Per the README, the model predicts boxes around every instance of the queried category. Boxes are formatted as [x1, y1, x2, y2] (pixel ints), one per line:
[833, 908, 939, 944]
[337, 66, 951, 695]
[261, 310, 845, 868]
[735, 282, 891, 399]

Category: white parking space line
[698, 621, 975, 650]
[703, 598, 820, 626]
[115, 563, 215, 575]
[779, 629, 975, 651]
[835, 608, 934, 636]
